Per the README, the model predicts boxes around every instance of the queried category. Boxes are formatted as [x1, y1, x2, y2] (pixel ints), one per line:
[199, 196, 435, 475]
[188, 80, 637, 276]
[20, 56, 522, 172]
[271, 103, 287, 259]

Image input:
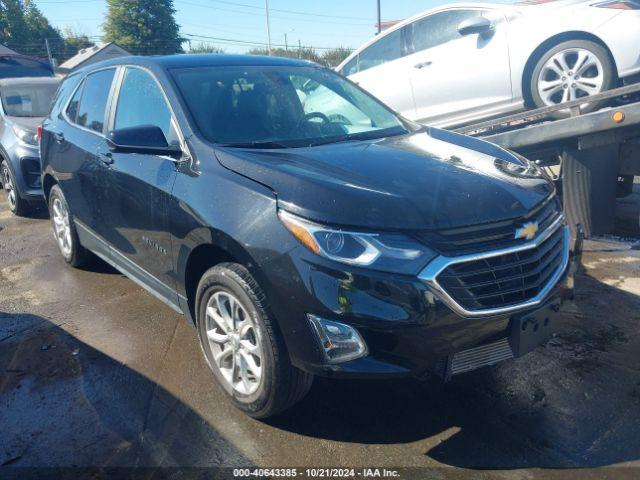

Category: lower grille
[436, 225, 565, 311]
[450, 337, 513, 375]
[20, 157, 41, 189]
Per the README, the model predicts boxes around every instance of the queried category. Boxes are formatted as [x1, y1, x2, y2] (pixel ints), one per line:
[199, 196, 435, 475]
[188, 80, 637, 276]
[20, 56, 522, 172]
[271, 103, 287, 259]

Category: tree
[24, 0, 61, 42]
[103, 0, 183, 55]
[0, 0, 30, 49]
[61, 27, 93, 52]
[320, 47, 352, 68]
[57, 27, 94, 63]
[188, 42, 224, 54]
[23, 0, 63, 59]
[248, 46, 322, 64]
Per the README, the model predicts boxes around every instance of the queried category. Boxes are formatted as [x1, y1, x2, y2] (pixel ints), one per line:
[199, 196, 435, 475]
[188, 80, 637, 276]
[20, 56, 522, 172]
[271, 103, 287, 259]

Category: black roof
[81, 53, 315, 72]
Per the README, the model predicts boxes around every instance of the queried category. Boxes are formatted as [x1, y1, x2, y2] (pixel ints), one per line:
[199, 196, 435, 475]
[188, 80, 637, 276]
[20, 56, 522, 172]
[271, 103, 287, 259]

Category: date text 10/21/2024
[233, 468, 401, 478]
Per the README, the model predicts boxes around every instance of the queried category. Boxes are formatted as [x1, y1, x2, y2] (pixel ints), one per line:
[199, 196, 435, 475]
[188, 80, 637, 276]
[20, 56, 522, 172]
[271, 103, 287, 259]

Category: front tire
[48, 184, 88, 267]
[529, 39, 615, 115]
[195, 263, 313, 418]
[1, 161, 30, 216]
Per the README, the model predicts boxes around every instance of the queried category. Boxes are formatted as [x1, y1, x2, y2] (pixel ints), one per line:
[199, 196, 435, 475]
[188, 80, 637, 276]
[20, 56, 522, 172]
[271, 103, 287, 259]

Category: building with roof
[58, 42, 130, 73]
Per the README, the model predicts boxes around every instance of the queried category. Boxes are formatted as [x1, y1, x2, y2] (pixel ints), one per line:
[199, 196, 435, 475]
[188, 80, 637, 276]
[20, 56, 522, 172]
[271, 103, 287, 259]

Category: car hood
[216, 128, 554, 231]
[8, 116, 44, 131]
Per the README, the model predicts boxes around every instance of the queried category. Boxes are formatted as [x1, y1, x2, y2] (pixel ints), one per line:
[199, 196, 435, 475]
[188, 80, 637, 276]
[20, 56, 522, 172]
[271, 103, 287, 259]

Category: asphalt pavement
[1, 191, 639, 479]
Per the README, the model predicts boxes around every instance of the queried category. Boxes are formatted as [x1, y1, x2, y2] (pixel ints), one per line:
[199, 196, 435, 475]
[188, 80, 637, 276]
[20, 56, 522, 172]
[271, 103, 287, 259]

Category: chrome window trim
[418, 214, 570, 318]
[109, 64, 192, 163]
[60, 66, 118, 138]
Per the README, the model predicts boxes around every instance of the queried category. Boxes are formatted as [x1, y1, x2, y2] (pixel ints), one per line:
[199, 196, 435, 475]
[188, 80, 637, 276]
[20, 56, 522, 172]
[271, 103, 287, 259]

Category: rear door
[44, 68, 117, 258]
[99, 66, 183, 306]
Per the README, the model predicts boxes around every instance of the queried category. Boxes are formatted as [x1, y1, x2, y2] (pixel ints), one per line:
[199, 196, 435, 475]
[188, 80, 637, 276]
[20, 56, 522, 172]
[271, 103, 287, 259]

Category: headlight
[279, 210, 437, 274]
[12, 125, 38, 146]
[495, 150, 544, 178]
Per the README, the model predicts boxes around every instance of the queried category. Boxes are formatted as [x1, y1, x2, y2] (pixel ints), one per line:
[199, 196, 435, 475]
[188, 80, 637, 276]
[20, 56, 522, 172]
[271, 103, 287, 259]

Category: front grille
[415, 196, 561, 255]
[436, 225, 565, 311]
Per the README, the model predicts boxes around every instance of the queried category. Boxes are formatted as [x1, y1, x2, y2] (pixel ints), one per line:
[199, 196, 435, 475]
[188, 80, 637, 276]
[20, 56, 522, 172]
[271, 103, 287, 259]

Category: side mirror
[106, 125, 182, 157]
[457, 17, 493, 37]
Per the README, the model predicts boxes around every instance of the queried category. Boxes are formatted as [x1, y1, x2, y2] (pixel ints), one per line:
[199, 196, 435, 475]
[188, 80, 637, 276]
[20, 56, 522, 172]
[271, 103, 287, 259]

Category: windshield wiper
[217, 141, 291, 149]
[305, 128, 406, 147]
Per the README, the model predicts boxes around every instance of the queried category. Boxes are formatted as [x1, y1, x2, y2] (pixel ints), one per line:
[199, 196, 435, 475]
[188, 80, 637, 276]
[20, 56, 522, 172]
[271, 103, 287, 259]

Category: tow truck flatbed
[451, 83, 640, 238]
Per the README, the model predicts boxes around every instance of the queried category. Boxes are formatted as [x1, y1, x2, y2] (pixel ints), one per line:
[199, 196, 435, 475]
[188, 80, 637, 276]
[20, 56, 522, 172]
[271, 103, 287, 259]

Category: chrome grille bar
[418, 215, 570, 318]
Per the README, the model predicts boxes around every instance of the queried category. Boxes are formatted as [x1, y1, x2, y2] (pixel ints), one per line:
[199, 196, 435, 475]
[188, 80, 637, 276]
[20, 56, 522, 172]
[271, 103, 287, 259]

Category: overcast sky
[32, 0, 501, 53]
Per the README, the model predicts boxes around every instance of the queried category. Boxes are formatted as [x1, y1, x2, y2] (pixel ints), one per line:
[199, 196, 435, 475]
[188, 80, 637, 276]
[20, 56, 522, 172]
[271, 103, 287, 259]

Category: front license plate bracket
[508, 299, 561, 357]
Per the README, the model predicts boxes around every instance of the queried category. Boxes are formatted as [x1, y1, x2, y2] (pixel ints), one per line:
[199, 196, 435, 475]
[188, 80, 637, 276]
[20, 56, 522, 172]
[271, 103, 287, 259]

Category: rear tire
[195, 262, 313, 418]
[529, 39, 615, 115]
[1, 161, 31, 216]
[48, 184, 89, 267]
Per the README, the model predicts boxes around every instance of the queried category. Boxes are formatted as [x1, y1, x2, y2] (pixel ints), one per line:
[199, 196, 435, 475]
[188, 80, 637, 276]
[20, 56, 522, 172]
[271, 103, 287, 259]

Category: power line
[183, 32, 351, 50]
[6, 36, 353, 54]
[185, 0, 373, 21]
[177, 0, 373, 26]
[34, 0, 373, 21]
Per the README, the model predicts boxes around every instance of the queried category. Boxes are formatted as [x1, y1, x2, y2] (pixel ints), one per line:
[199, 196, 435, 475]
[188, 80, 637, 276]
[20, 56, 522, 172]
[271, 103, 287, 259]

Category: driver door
[348, 27, 417, 119]
[100, 66, 183, 306]
[406, 8, 512, 125]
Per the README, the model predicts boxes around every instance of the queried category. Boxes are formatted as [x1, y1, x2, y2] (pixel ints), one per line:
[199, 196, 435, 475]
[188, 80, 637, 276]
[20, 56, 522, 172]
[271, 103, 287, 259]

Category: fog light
[307, 315, 368, 364]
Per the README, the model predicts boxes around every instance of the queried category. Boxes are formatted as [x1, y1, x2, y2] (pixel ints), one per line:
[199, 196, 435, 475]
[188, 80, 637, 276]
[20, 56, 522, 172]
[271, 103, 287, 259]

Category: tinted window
[65, 81, 84, 123]
[1, 81, 59, 117]
[407, 10, 485, 53]
[171, 65, 405, 147]
[114, 68, 177, 144]
[76, 69, 115, 133]
[341, 57, 358, 76]
[358, 28, 405, 73]
[51, 77, 75, 115]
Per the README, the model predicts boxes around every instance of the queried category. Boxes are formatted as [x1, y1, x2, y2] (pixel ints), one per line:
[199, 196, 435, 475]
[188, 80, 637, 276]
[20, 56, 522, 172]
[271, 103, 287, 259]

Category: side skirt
[74, 220, 184, 315]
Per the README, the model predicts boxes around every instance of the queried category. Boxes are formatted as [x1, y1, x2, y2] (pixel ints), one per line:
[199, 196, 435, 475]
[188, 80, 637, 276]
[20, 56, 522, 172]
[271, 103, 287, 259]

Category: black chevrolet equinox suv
[41, 55, 577, 418]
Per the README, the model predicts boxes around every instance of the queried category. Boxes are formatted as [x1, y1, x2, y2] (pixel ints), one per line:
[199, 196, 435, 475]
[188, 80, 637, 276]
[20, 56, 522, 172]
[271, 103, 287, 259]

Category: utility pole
[45, 38, 53, 67]
[284, 33, 288, 52]
[376, 0, 381, 34]
[264, 0, 272, 55]
[298, 39, 301, 59]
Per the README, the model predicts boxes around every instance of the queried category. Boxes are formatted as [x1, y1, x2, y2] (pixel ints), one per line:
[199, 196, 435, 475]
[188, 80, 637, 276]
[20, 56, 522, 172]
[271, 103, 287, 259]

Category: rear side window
[65, 82, 84, 123]
[358, 28, 405, 73]
[341, 57, 358, 76]
[114, 67, 178, 144]
[52, 76, 79, 117]
[76, 68, 116, 133]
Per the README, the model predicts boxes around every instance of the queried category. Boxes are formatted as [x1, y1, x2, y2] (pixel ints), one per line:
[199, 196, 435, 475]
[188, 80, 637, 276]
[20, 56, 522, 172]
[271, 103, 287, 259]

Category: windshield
[171, 65, 408, 147]
[1, 82, 59, 117]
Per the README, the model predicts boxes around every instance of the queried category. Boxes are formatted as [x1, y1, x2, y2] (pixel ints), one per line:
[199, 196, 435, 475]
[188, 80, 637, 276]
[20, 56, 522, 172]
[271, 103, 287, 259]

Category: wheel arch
[521, 31, 618, 107]
[42, 173, 58, 206]
[0, 145, 15, 174]
[181, 234, 269, 324]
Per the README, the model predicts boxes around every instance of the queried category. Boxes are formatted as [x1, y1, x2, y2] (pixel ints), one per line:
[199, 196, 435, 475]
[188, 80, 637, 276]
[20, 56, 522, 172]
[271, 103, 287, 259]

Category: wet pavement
[1, 190, 639, 479]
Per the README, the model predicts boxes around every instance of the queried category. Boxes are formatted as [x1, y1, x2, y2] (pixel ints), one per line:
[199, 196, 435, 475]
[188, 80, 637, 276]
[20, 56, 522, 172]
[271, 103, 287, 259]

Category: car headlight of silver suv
[12, 125, 38, 147]
[279, 210, 436, 274]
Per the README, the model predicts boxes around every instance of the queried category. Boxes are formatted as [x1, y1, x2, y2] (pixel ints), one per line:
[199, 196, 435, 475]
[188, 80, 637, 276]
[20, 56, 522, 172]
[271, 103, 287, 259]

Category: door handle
[53, 132, 65, 143]
[98, 152, 114, 165]
[414, 61, 432, 69]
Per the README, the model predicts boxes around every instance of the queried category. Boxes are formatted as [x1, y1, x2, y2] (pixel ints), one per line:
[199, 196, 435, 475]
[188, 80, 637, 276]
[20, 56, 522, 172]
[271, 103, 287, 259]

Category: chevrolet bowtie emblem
[515, 221, 539, 241]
